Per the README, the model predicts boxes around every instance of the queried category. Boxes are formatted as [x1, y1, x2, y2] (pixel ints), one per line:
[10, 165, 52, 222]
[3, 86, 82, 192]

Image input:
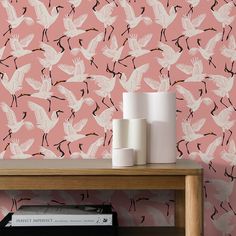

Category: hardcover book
[11, 205, 113, 227]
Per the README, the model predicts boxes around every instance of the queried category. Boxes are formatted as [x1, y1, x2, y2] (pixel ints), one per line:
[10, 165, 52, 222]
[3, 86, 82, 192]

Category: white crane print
[57, 85, 95, 120]
[119, 33, 155, 69]
[177, 118, 216, 157]
[176, 58, 207, 94]
[176, 85, 212, 119]
[39, 42, 64, 84]
[39, 146, 63, 159]
[189, 137, 222, 171]
[144, 74, 170, 92]
[157, 42, 182, 81]
[146, 0, 181, 41]
[211, 106, 235, 146]
[23, 76, 65, 112]
[93, 107, 115, 146]
[28, 0, 63, 42]
[9, 34, 34, 69]
[119, 63, 149, 92]
[211, 1, 235, 41]
[28, 101, 63, 147]
[9, 138, 34, 159]
[190, 32, 222, 68]
[0, 63, 31, 107]
[1, 0, 34, 36]
[221, 140, 236, 166]
[77, 137, 104, 159]
[186, 0, 201, 15]
[93, 2, 117, 41]
[58, 58, 91, 95]
[1, 102, 33, 141]
[71, 32, 103, 69]
[68, 0, 82, 16]
[120, 0, 152, 36]
[221, 35, 236, 76]
[208, 74, 235, 110]
[92, 75, 117, 110]
[54, 119, 98, 156]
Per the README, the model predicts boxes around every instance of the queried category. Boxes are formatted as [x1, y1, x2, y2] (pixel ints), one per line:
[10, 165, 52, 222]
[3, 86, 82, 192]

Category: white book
[11, 205, 113, 226]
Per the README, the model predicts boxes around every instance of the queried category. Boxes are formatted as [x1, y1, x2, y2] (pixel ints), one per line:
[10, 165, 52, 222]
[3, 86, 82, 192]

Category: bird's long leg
[108, 131, 113, 145]
[186, 109, 193, 120]
[172, 35, 184, 52]
[222, 27, 225, 41]
[222, 132, 225, 146]
[90, 57, 98, 69]
[110, 97, 118, 111]
[220, 201, 228, 212]
[202, 81, 207, 94]
[177, 139, 184, 157]
[220, 97, 228, 108]
[3, 25, 12, 36]
[163, 29, 167, 42]
[129, 198, 136, 212]
[226, 129, 232, 145]
[102, 97, 110, 108]
[13, 57, 18, 69]
[118, 54, 131, 67]
[210, 206, 218, 220]
[0, 55, 13, 67]
[208, 57, 216, 68]
[67, 37, 72, 50]
[228, 98, 236, 111]
[3, 130, 12, 141]
[92, 0, 100, 11]
[68, 4, 75, 16]
[208, 161, 216, 172]
[14, 94, 18, 107]
[54, 139, 66, 157]
[68, 109, 75, 121]
[92, 102, 100, 116]
[67, 142, 72, 155]
[132, 57, 136, 69]
[45, 29, 49, 42]
[228, 202, 236, 215]
[103, 131, 107, 146]
[47, 99, 52, 112]
[186, 4, 193, 16]
[186, 141, 190, 154]
[103, 27, 107, 42]
[83, 81, 89, 94]
[108, 25, 114, 41]
[226, 25, 233, 40]
[121, 24, 130, 36]
[45, 133, 49, 147]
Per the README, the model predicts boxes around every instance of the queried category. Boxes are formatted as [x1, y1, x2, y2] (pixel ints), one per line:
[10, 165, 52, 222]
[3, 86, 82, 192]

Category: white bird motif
[211, 1, 235, 41]
[28, 0, 63, 42]
[58, 58, 91, 94]
[147, 0, 181, 41]
[9, 138, 34, 159]
[186, 0, 201, 15]
[120, 63, 149, 92]
[39, 146, 63, 159]
[157, 42, 182, 80]
[71, 32, 103, 69]
[93, 107, 116, 146]
[190, 32, 222, 68]
[1, 0, 34, 36]
[208, 74, 235, 109]
[1, 102, 33, 141]
[76, 137, 104, 159]
[92, 75, 117, 110]
[0, 63, 31, 107]
[211, 106, 235, 145]
[94, 2, 117, 41]
[68, 0, 82, 16]
[39, 42, 64, 84]
[120, 0, 152, 36]
[176, 58, 207, 93]
[25, 76, 65, 112]
[189, 137, 222, 170]
[221, 35, 236, 76]
[57, 85, 94, 120]
[28, 101, 62, 147]
[144, 74, 170, 92]
[221, 139, 236, 166]
[9, 34, 34, 69]
[176, 85, 212, 119]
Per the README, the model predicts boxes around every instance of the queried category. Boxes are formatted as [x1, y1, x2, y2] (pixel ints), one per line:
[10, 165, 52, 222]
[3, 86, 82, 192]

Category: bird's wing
[100, 2, 115, 17]
[209, 74, 227, 88]
[158, 42, 175, 60]
[74, 119, 88, 132]
[110, 35, 118, 50]
[182, 121, 193, 135]
[63, 120, 75, 135]
[10, 141, 20, 155]
[205, 33, 222, 52]
[144, 77, 160, 90]
[1, 102, 17, 126]
[192, 14, 206, 28]
[176, 63, 193, 75]
[87, 137, 103, 157]
[119, 0, 136, 21]
[218, 106, 234, 121]
[10, 35, 21, 51]
[40, 42, 58, 60]
[181, 15, 193, 30]
[87, 33, 103, 54]
[228, 35, 236, 50]
[1, 0, 17, 21]
[192, 118, 206, 132]
[12, 64, 31, 87]
[28, 0, 48, 20]
[128, 36, 140, 51]
[206, 137, 221, 155]
[19, 34, 34, 48]
[228, 140, 236, 154]
[138, 33, 153, 47]
[20, 138, 34, 152]
[218, 2, 234, 16]
[26, 77, 41, 90]
[58, 64, 74, 75]
[57, 85, 77, 106]
[100, 107, 115, 123]
[41, 77, 51, 92]
[73, 58, 85, 75]
[28, 101, 49, 124]
[176, 85, 195, 104]
[129, 63, 149, 88]
[93, 75, 109, 88]
[210, 179, 227, 193]
[192, 58, 203, 75]
[63, 16, 75, 30]
[40, 146, 57, 158]
[73, 14, 88, 27]
[147, 0, 167, 20]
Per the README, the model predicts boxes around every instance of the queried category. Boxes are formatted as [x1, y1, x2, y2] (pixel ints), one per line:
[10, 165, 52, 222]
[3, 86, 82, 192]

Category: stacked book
[10, 204, 114, 227]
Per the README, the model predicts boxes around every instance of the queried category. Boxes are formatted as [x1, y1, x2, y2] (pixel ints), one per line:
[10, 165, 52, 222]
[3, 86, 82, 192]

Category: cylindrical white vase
[112, 148, 134, 167]
[112, 118, 147, 165]
[123, 92, 176, 164]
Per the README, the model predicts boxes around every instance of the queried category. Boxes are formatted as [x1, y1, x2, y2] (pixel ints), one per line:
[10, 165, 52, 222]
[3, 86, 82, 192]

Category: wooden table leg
[175, 190, 185, 228]
[185, 175, 203, 236]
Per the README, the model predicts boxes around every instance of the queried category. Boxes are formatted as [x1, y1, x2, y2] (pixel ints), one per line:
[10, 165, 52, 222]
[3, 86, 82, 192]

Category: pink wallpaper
[0, 0, 235, 234]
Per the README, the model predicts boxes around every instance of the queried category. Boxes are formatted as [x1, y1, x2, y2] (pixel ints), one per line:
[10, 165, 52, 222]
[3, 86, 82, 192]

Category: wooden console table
[0, 159, 203, 236]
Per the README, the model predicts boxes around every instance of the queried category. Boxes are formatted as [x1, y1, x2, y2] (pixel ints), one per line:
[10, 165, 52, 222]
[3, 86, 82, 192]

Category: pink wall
[0, 0, 236, 234]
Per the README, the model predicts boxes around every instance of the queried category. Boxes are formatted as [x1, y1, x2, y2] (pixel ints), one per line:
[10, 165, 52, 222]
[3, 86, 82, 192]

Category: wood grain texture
[175, 190, 185, 228]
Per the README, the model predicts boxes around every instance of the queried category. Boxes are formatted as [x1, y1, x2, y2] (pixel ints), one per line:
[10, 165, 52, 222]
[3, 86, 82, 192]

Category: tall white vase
[112, 118, 147, 165]
[123, 92, 176, 164]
